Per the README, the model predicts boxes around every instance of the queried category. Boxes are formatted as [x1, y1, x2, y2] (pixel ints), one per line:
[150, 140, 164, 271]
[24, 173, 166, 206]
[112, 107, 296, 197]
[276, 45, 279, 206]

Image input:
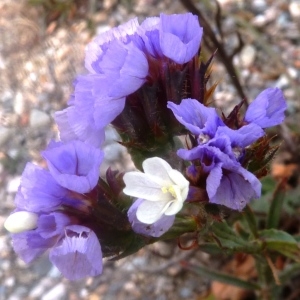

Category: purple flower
[215, 124, 264, 149]
[139, 13, 203, 64]
[10, 213, 102, 280]
[178, 136, 261, 211]
[14, 163, 68, 212]
[245, 88, 287, 128]
[167, 99, 224, 138]
[42, 140, 103, 194]
[128, 199, 175, 237]
[91, 42, 148, 98]
[85, 18, 142, 73]
[159, 13, 203, 64]
[6, 140, 104, 280]
[49, 225, 102, 280]
[11, 212, 73, 263]
[168, 99, 264, 160]
[85, 19, 148, 97]
[55, 75, 125, 148]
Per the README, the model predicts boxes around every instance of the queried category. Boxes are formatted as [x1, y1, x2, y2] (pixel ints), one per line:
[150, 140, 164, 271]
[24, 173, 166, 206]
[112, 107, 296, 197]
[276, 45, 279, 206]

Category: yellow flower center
[161, 186, 177, 198]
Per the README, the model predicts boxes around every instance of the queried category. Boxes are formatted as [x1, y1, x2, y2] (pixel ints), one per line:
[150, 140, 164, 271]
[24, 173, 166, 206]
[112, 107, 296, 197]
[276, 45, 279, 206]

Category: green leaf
[183, 262, 260, 290]
[261, 176, 277, 195]
[260, 229, 300, 261]
[211, 221, 260, 253]
[243, 205, 258, 238]
[198, 242, 232, 255]
[266, 184, 285, 229]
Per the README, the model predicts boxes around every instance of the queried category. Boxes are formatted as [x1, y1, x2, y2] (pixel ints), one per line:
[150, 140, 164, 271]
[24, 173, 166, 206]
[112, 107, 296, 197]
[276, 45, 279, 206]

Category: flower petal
[216, 123, 264, 148]
[128, 199, 175, 237]
[159, 13, 203, 64]
[49, 225, 102, 280]
[14, 163, 67, 212]
[168, 99, 224, 137]
[136, 200, 170, 224]
[123, 172, 172, 201]
[42, 140, 103, 193]
[142, 157, 173, 185]
[245, 88, 287, 128]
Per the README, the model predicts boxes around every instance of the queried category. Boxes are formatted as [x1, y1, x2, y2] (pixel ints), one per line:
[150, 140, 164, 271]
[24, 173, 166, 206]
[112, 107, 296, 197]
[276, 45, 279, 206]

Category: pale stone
[289, 2, 300, 19]
[239, 45, 256, 68]
[0, 126, 13, 146]
[42, 283, 66, 300]
[29, 109, 51, 128]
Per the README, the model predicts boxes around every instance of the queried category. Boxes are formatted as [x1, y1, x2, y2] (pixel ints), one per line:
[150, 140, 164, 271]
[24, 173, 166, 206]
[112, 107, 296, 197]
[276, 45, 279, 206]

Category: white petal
[136, 200, 170, 224]
[4, 211, 38, 233]
[164, 199, 184, 216]
[123, 172, 172, 201]
[181, 186, 189, 202]
[164, 185, 184, 215]
[168, 169, 189, 188]
[142, 157, 173, 185]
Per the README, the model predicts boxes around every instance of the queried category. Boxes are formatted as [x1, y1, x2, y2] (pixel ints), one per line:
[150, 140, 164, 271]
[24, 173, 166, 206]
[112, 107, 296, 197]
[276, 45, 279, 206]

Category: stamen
[161, 186, 177, 198]
[198, 133, 210, 144]
[233, 147, 242, 159]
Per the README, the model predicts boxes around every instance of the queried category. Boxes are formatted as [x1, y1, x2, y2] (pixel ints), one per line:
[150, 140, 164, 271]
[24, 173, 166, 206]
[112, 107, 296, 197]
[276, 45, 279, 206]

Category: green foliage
[182, 176, 300, 299]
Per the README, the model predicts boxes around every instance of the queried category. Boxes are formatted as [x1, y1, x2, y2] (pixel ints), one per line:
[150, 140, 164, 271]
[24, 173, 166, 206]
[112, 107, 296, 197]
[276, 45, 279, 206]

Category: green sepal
[160, 215, 198, 240]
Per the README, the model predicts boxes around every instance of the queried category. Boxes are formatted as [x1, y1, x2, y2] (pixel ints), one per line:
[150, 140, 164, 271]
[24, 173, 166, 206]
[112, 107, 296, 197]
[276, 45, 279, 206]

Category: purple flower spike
[42, 140, 103, 194]
[49, 225, 102, 281]
[159, 13, 203, 64]
[167, 99, 224, 138]
[128, 199, 175, 237]
[245, 88, 287, 128]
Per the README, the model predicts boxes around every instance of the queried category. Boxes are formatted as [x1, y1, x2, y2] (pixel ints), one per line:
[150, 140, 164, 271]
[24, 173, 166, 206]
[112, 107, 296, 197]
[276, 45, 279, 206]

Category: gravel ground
[0, 0, 299, 299]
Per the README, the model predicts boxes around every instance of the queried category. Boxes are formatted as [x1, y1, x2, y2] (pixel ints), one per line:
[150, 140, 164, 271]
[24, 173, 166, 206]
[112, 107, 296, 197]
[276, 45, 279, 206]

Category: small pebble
[42, 283, 66, 300]
[29, 109, 51, 128]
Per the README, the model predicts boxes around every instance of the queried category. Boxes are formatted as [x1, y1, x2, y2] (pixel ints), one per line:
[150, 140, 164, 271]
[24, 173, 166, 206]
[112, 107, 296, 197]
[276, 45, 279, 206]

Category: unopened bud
[4, 211, 38, 233]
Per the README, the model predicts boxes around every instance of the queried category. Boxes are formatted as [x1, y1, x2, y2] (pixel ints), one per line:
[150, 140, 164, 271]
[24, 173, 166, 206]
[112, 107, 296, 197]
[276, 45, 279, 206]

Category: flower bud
[4, 211, 38, 233]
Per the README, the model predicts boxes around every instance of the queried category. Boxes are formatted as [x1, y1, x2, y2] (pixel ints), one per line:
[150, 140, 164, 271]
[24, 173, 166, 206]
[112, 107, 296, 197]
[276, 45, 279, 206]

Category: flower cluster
[167, 89, 286, 211]
[5, 141, 104, 280]
[55, 13, 202, 148]
[4, 12, 287, 281]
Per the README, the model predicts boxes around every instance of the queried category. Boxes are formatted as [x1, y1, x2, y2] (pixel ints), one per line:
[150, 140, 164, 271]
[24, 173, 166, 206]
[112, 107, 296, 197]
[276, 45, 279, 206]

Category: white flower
[123, 157, 189, 224]
[4, 211, 38, 233]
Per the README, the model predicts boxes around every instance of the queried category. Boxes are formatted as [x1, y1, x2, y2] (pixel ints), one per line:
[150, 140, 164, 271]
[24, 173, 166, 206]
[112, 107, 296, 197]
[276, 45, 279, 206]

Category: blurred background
[0, 0, 299, 299]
